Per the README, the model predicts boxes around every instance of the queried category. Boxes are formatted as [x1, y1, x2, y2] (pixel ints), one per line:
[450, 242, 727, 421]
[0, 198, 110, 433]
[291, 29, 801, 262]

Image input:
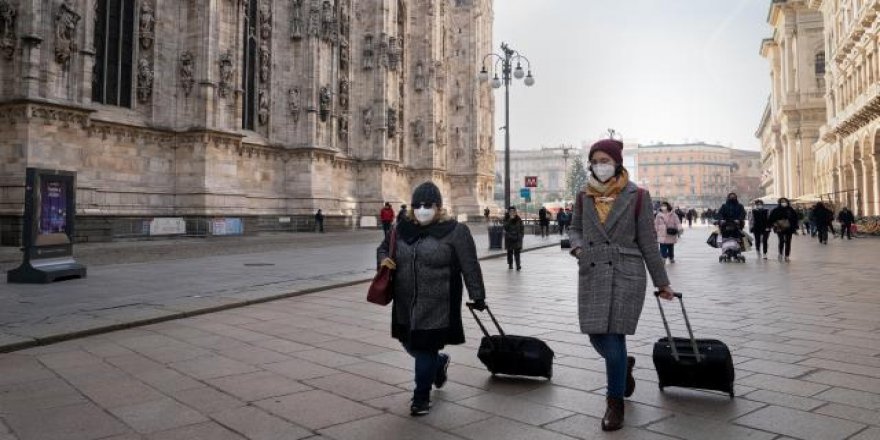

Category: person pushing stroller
[716, 193, 748, 262]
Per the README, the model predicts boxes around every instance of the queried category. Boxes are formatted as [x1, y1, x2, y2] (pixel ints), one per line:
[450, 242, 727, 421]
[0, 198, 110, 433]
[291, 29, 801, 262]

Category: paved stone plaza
[0, 228, 879, 439]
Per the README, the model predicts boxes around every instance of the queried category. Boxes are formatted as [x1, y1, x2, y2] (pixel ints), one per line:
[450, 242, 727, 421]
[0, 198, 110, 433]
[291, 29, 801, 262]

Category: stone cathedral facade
[0, 0, 495, 244]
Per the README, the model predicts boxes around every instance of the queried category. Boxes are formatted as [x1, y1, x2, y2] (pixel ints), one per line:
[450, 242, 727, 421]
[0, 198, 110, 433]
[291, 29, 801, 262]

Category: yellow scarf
[584, 169, 630, 224]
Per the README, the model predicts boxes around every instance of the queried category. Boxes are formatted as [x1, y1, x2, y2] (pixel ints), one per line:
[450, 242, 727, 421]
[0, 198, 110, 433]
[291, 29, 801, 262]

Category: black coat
[718, 201, 746, 223]
[503, 216, 525, 249]
[838, 210, 855, 224]
[811, 206, 834, 227]
[750, 208, 770, 232]
[769, 206, 799, 233]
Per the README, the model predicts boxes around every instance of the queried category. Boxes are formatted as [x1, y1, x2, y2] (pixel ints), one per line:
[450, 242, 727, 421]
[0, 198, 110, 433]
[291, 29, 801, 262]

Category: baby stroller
[717, 221, 746, 263]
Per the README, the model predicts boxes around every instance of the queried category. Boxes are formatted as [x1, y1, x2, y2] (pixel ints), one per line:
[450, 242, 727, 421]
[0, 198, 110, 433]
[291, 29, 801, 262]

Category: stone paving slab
[0, 229, 878, 439]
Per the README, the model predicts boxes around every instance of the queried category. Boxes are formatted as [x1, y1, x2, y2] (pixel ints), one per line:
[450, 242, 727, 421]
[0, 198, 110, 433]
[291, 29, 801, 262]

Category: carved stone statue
[54, 0, 80, 66]
[386, 106, 397, 138]
[414, 61, 427, 92]
[259, 42, 270, 82]
[426, 0, 434, 15]
[362, 34, 374, 70]
[0, 0, 17, 60]
[179, 51, 195, 96]
[307, 0, 321, 37]
[291, 0, 304, 39]
[258, 88, 269, 125]
[339, 35, 349, 71]
[338, 115, 349, 141]
[137, 58, 153, 103]
[362, 106, 373, 136]
[139, 1, 155, 50]
[412, 119, 425, 145]
[338, 79, 349, 110]
[387, 36, 400, 71]
[218, 52, 234, 98]
[259, 1, 272, 40]
[320, 0, 335, 41]
[288, 87, 301, 122]
[319, 85, 331, 122]
[378, 33, 389, 68]
[436, 121, 446, 146]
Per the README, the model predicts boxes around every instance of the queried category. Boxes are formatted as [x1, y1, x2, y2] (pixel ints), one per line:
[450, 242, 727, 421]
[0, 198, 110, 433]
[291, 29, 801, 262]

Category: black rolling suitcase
[560, 239, 571, 249]
[652, 292, 735, 397]
[467, 303, 554, 379]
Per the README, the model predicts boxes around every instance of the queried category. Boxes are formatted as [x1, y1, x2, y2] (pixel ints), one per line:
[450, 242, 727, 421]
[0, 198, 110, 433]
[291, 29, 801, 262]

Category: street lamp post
[479, 42, 534, 210]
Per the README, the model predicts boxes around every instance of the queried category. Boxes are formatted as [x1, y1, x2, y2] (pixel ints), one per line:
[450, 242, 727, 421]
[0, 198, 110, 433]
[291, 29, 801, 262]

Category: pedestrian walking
[674, 207, 685, 223]
[397, 204, 407, 223]
[538, 206, 550, 238]
[717, 193, 746, 230]
[503, 206, 524, 270]
[568, 139, 675, 432]
[769, 198, 799, 261]
[750, 200, 771, 259]
[376, 181, 486, 417]
[314, 209, 324, 233]
[686, 209, 696, 228]
[655, 202, 682, 263]
[811, 202, 834, 244]
[837, 207, 855, 239]
[483, 207, 490, 222]
[380, 202, 395, 237]
[556, 208, 566, 236]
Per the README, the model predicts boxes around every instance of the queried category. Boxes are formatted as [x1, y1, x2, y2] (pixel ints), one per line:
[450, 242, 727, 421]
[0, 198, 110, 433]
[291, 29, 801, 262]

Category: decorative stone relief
[362, 106, 373, 136]
[319, 85, 331, 122]
[288, 87, 301, 122]
[291, 0, 304, 39]
[258, 88, 269, 125]
[137, 58, 153, 103]
[386, 106, 397, 138]
[338, 79, 349, 110]
[412, 119, 425, 145]
[54, 0, 81, 67]
[414, 61, 427, 92]
[218, 52, 234, 98]
[0, 0, 17, 60]
[179, 51, 195, 96]
[139, 1, 155, 50]
[307, 0, 320, 38]
[387, 36, 401, 71]
[436, 121, 446, 146]
[362, 34, 374, 70]
[259, 1, 272, 40]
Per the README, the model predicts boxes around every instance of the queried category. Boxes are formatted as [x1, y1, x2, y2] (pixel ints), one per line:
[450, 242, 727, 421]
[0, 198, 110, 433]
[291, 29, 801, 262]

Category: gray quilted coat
[377, 219, 485, 350]
[569, 182, 670, 335]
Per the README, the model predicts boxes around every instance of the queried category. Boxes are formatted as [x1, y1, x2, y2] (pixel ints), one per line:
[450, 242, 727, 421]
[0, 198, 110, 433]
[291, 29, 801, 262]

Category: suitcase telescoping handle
[654, 291, 702, 363]
[466, 302, 505, 337]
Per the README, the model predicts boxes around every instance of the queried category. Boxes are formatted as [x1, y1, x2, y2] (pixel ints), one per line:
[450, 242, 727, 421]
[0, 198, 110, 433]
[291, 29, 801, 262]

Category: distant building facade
[493, 146, 577, 210]
[636, 143, 762, 210]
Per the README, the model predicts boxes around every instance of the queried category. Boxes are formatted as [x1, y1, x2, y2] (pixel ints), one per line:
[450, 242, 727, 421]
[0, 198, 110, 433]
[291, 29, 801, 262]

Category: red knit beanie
[589, 139, 624, 164]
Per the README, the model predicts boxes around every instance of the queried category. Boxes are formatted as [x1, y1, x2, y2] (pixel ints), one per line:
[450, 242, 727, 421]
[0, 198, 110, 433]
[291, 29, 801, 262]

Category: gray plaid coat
[569, 182, 670, 335]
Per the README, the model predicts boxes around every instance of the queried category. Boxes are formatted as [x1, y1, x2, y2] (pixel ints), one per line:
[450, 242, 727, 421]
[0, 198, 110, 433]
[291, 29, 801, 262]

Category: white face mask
[591, 163, 616, 182]
[660, 207, 668, 213]
[781, 202, 789, 208]
[414, 207, 436, 224]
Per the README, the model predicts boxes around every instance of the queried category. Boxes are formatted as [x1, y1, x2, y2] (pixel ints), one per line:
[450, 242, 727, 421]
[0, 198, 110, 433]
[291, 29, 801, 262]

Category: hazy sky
[490, 0, 770, 151]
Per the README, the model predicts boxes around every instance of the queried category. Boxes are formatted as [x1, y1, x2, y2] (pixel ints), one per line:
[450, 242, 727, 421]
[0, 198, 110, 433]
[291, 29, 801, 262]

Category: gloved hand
[380, 258, 396, 270]
[470, 299, 487, 311]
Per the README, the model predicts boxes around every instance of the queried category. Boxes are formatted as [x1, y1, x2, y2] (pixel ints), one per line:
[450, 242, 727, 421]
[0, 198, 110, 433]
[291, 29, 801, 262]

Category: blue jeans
[589, 334, 627, 398]
[659, 243, 675, 260]
[403, 344, 440, 402]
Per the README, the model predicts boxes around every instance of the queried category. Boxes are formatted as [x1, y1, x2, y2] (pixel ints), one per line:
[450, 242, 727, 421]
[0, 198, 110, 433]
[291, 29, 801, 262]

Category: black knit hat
[411, 181, 442, 208]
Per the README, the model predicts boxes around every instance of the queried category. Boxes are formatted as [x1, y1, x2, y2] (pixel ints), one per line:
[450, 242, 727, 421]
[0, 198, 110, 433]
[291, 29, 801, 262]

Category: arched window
[242, 0, 259, 130]
[92, 0, 135, 107]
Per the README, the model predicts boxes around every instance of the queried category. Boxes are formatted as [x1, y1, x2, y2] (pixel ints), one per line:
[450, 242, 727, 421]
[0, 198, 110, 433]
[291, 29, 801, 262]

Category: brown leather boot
[601, 397, 624, 431]
[625, 356, 636, 397]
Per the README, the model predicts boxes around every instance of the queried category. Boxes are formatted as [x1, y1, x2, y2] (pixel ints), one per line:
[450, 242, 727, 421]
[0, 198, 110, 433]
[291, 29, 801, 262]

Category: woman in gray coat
[569, 139, 675, 431]
[377, 182, 486, 417]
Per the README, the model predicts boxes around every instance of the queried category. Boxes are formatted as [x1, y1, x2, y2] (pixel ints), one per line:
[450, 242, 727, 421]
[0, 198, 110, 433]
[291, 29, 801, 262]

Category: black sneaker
[410, 399, 431, 416]
[434, 353, 450, 389]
